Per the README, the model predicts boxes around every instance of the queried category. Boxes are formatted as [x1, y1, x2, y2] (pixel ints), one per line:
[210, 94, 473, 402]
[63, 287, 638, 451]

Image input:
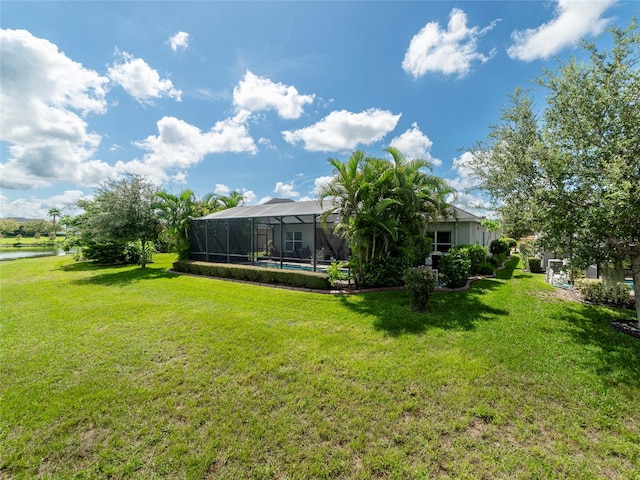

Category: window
[285, 231, 302, 252]
[428, 230, 452, 252]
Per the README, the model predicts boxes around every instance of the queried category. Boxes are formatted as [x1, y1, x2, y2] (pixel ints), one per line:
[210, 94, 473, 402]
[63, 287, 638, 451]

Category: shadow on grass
[339, 278, 509, 336]
[552, 303, 640, 388]
[66, 263, 178, 286]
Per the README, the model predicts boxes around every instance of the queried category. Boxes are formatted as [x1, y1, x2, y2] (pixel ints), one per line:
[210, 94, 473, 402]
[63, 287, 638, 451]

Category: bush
[403, 266, 436, 311]
[451, 244, 487, 275]
[438, 251, 471, 288]
[360, 256, 409, 288]
[528, 257, 542, 273]
[490, 238, 510, 257]
[503, 237, 517, 249]
[478, 263, 495, 275]
[172, 261, 331, 290]
[326, 261, 349, 287]
[574, 278, 631, 307]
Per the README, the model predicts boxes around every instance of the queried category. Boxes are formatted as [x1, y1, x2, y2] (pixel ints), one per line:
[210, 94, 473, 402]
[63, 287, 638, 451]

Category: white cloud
[402, 8, 499, 79]
[312, 175, 333, 195]
[131, 111, 257, 183]
[389, 122, 441, 166]
[169, 31, 189, 52]
[0, 189, 88, 219]
[108, 50, 182, 102]
[242, 190, 257, 204]
[282, 108, 401, 152]
[447, 191, 493, 217]
[233, 70, 314, 119]
[448, 151, 477, 192]
[214, 184, 231, 196]
[258, 196, 273, 205]
[507, 0, 615, 61]
[274, 181, 300, 198]
[0, 29, 113, 190]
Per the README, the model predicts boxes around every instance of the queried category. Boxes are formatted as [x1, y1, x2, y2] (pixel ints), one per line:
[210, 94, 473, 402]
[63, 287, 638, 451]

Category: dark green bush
[528, 257, 542, 273]
[503, 237, 517, 249]
[360, 256, 409, 288]
[451, 244, 487, 275]
[403, 266, 436, 311]
[173, 261, 331, 290]
[478, 263, 495, 275]
[490, 238, 511, 256]
[438, 251, 471, 288]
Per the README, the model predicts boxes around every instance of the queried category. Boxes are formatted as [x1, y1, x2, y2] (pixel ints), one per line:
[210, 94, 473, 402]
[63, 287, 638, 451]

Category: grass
[1, 254, 639, 479]
[0, 236, 62, 247]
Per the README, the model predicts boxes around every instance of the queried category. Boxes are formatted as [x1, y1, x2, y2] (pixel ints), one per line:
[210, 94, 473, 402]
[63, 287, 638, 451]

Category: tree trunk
[141, 239, 147, 268]
[631, 252, 640, 326]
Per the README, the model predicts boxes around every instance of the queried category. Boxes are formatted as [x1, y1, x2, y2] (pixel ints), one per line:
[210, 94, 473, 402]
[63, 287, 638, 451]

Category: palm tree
[48, 208, 61, 235]
[155, 190, 198, 260]
[318, 148, 452, 285]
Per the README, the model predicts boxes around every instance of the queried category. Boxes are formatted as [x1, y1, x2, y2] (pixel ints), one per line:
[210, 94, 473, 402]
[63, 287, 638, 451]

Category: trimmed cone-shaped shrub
[403, 266, 436, 311]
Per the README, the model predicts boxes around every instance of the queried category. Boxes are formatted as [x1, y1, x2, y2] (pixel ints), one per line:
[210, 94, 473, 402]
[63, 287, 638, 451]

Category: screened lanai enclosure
[189, 198, 349, 272]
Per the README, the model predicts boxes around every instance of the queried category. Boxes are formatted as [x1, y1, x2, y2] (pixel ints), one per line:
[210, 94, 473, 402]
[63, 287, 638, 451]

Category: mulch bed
[611, 319, 640, 339]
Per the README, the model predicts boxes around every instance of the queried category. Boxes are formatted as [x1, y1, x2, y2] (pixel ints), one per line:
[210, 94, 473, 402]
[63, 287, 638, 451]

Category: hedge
[173, 260, 331, 290]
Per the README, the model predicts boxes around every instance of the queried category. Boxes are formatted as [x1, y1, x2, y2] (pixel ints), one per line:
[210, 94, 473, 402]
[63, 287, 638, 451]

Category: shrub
[451, 244, 487, 275]
[172, 261, 331, 290]
[490, 238, 510, 257]
[403, 266, 436, 311]
[574, 278, 631, 307]
[360, 256, 409, 288]
[478, 263, 495, 275]
[528, 257, 542, 273]
[438, 251, 471, 288]
[326, 261, 349, 287]
[503, 237, 517, 249]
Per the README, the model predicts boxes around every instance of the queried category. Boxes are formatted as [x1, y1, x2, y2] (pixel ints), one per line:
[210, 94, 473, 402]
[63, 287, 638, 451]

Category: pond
[0, 247, 67, 261]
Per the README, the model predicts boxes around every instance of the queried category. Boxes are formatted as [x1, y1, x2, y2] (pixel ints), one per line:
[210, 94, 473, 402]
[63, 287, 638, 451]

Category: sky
[0, 0, 636, 219]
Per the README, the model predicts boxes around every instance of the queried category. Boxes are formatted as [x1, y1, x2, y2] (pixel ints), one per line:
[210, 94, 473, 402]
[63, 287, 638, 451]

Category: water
[0, 247, 66, 261]
[625, 279, 635, 290]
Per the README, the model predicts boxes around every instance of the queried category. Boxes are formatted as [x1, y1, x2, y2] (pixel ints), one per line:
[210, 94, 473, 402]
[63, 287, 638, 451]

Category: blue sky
[1, 0, 636, 219]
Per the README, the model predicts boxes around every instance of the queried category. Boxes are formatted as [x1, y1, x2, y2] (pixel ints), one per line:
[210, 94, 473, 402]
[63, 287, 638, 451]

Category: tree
[48, 208, 61, 235]
[318, 148, 451, 286]
[464, 21, 640, 324]
[155, 190, 198, 260]
[79, 174, 160, 268]
[0, 219, 20, 236]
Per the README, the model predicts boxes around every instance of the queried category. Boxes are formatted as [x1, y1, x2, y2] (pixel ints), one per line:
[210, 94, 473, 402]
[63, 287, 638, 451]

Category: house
[189, 199, 492, 269]
[428, 206, 496, 252]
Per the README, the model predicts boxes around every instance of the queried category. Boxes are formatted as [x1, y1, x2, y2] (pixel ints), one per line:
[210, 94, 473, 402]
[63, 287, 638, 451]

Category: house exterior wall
[428, 220, 490, 252]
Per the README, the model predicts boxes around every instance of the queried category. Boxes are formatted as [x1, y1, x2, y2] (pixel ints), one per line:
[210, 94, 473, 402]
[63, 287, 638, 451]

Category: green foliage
[360, 256, 409, 288]
[490, 238, 511, 256]
[527, 257, 542, 273]
[82, 241, 130, 264]
[402, 266, 436, 311]
[172, 260, 331, 290]
[318, 148, 452, 285]
[326, 261, 349, 287]
[438, 251, 471, 288]
[77, 174, 160, 268]
[503, 237, 517, 248]
[574, 278, 631, 307]
[155, 190, 198, 260]
[0, 218, 20, 235]
[478, 262, 496, 275]
[451, 244, 487, 275]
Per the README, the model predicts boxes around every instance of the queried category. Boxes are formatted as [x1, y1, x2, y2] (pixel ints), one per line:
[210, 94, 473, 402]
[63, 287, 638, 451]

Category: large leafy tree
[79, 174, 160, 268]
[318, 148, 451, 285]
[465, 21, 640, 323]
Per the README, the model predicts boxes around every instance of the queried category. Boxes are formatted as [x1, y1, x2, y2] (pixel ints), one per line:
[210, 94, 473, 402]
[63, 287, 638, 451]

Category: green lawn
[0, 236, 61, 247]
[1, 254, 638, 479]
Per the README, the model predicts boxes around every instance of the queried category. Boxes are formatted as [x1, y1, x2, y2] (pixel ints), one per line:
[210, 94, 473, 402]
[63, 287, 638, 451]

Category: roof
[195, 198, 337, 223]
[194, 198, 481, 224]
